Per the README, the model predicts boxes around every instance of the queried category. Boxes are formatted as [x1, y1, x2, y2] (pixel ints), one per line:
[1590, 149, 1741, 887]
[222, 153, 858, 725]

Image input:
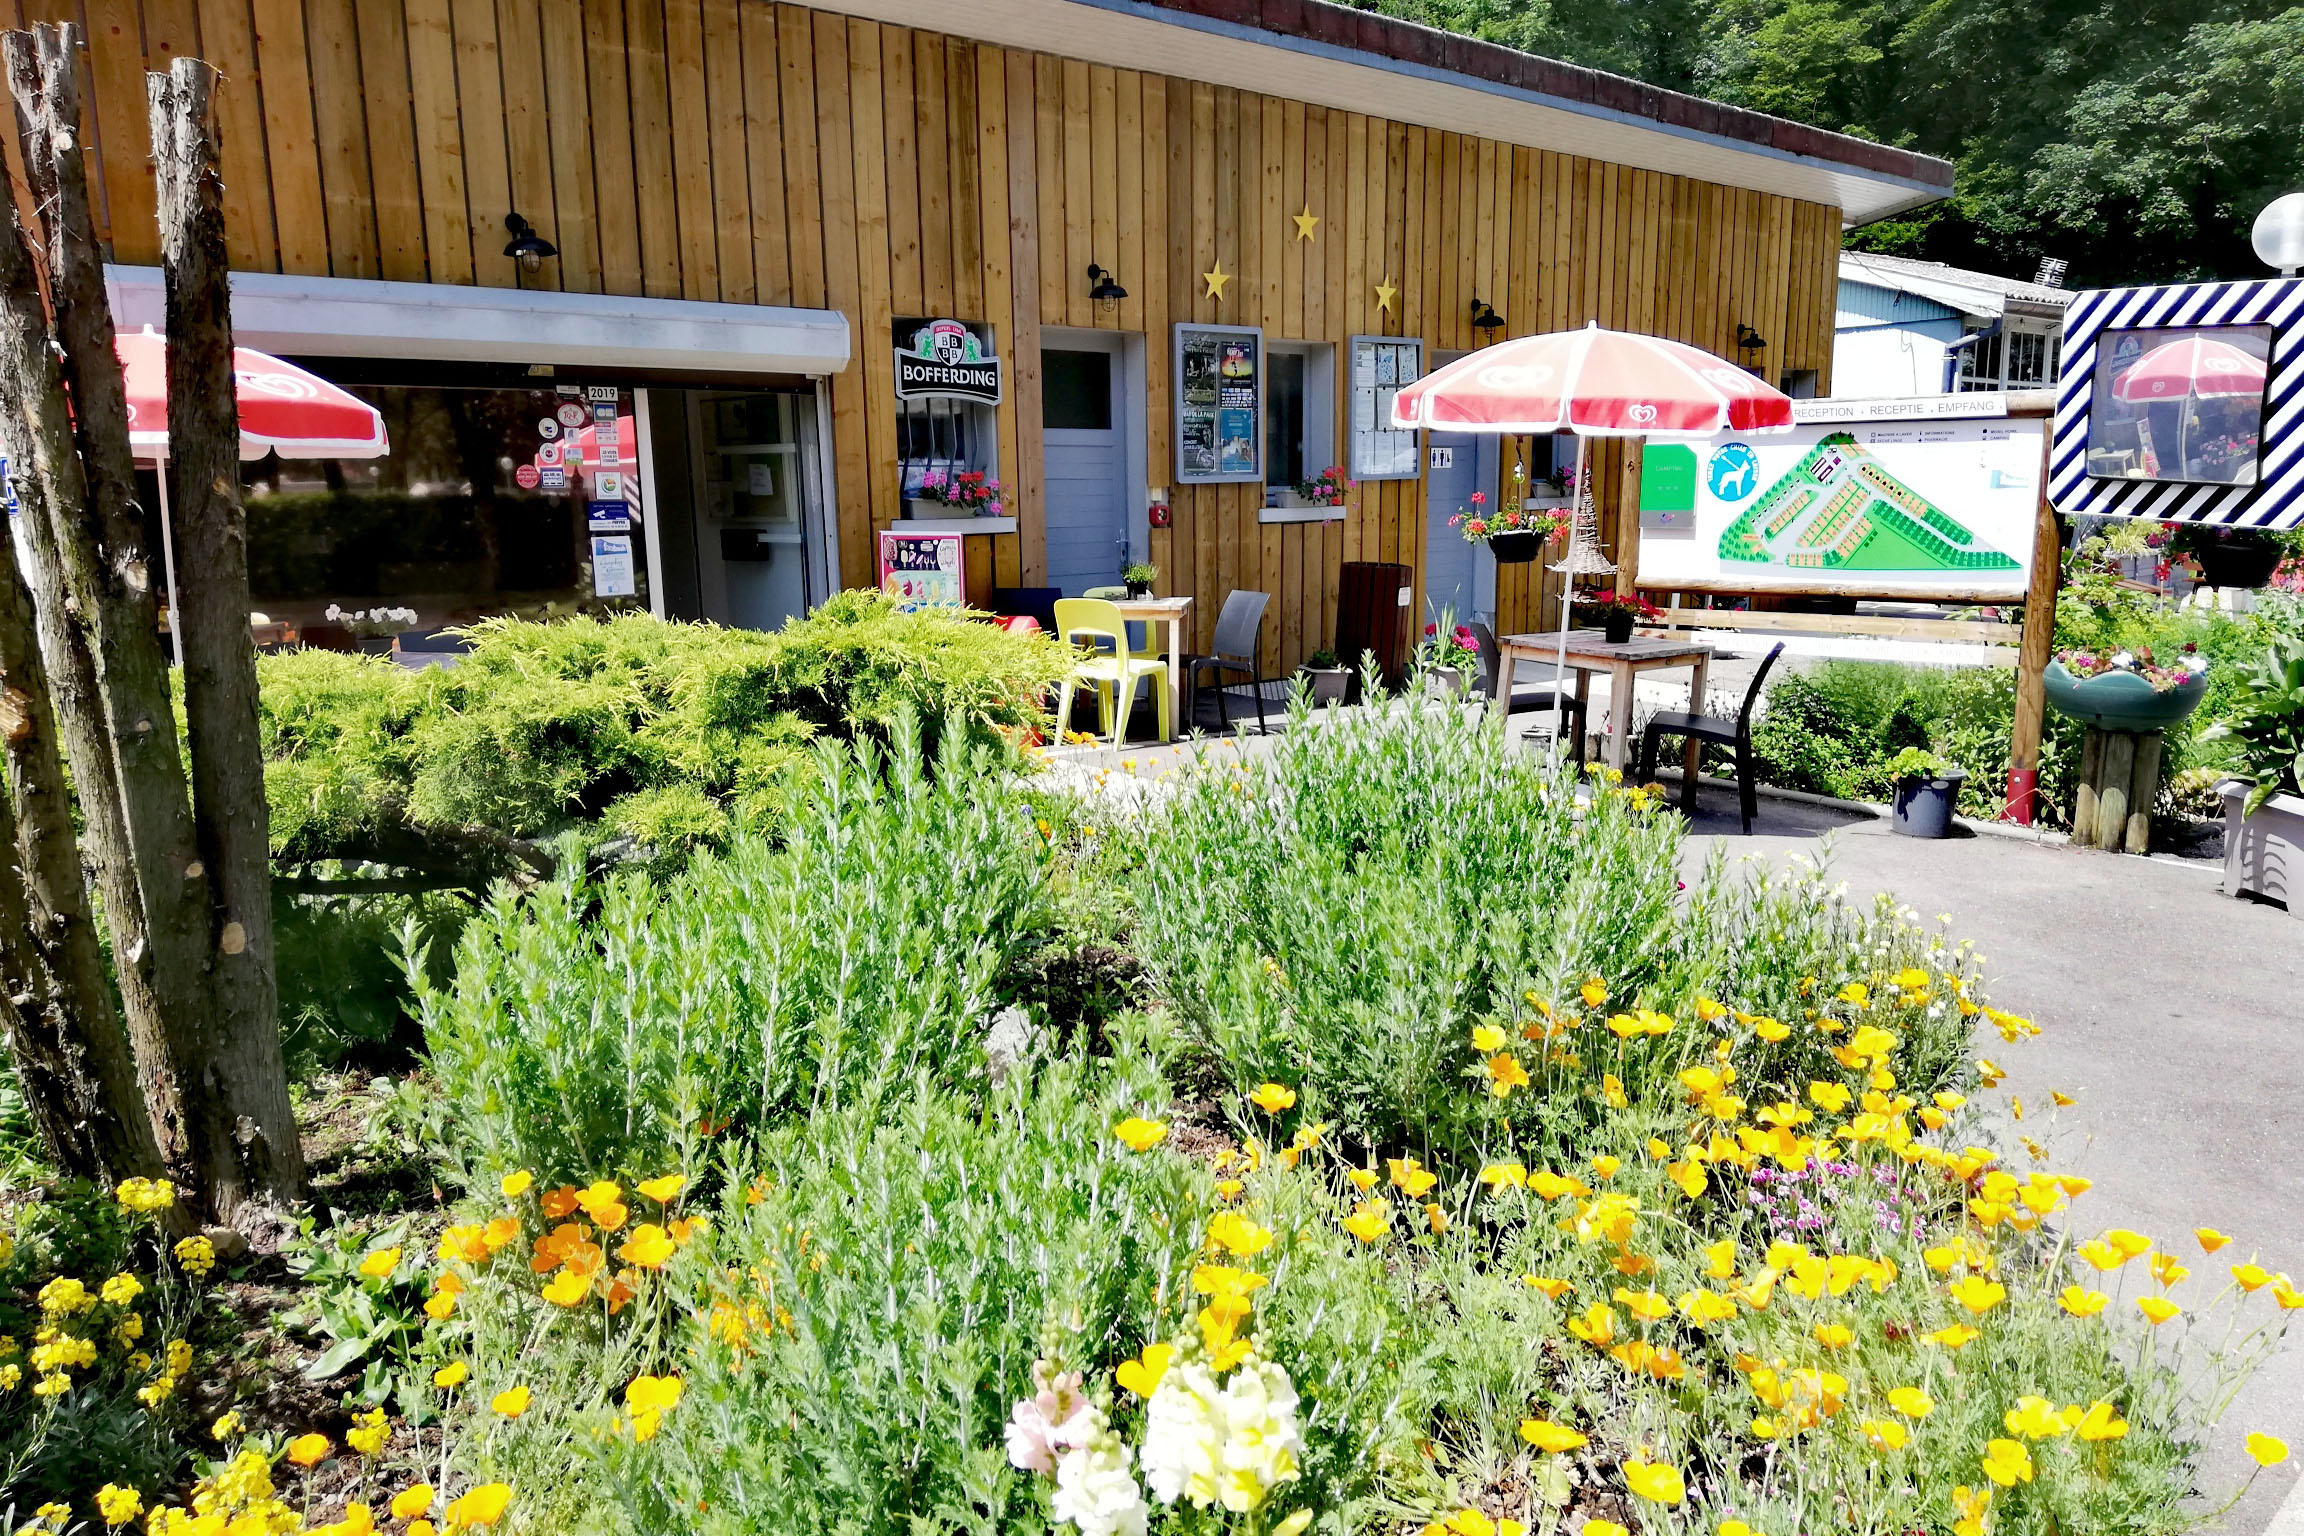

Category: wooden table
[1495, 629, 1711, 779]
[1108, 595, 1194, 740]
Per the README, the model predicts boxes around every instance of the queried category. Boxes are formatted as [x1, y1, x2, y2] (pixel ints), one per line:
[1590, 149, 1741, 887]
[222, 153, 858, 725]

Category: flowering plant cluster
[1449, 488, 1571, 544]
[1421, 618, 1481, 677]
[2054, 642, 2205, 692]
[1296, 466, 1353, 507]
[322, 603, 421, 639]
[1575, 588, 1662, 620]
[914, 468, 1007, 513]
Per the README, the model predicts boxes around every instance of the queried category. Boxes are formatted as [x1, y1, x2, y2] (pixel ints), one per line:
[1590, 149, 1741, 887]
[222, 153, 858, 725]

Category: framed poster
[1174, 324, 1263, 483]
[1633, 403, 2045, 601]
[877, 528, 965, 611]
[1348, 336, 1423, 480]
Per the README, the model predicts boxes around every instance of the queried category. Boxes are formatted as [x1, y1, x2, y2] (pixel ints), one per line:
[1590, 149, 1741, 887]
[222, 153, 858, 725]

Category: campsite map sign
[1634, 410, 2044, 599]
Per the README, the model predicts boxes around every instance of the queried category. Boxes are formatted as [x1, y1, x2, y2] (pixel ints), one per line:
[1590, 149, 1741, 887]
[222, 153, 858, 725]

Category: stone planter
[1890, 769, 1966, 839]
[2042, 662, 2208, 732]
[1425, 666, 1468, 699]
[2222, 782, 2304, 915]
[1302, 666, 1350, 706]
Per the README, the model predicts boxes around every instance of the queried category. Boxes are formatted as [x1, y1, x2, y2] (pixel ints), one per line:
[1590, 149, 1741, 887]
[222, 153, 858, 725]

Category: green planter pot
[2041, 661, 2208, 732]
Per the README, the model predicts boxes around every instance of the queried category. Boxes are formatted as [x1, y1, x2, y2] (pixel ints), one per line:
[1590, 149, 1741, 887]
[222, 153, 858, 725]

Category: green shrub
[412, 717, 1056, 1180]
[257, 595, 1072, 876]
[1134, 697, 1975, 1163]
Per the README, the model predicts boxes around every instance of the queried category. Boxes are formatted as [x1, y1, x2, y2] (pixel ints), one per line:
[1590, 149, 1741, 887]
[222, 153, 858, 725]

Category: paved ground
[1680, 791, 2304, 1533]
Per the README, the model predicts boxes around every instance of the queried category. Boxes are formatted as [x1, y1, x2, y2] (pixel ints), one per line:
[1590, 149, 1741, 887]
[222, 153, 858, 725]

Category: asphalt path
[1682, 794, 2304, 1533]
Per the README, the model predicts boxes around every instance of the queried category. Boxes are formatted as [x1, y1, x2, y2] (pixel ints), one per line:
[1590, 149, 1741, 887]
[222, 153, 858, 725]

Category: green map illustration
[1716, 432, 2019, 574]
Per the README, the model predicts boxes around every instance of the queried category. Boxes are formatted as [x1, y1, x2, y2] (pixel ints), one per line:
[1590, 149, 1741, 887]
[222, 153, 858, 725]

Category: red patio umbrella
[115, 327, 389, 634]
[2110, 334, 2268, 403]
[115, 327, 389, 460]
[1391, 322, 1795, 753]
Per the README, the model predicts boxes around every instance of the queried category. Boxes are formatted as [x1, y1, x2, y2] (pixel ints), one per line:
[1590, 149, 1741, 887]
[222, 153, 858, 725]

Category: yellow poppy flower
[499, 1171, 534, 1199]
[2137, 1296, 2180, 1324]
[1861, 1418, 1908, 1451]
[1114, 1118, 1167, 1152]
[357, 1247, 401, 1280]
[445, 1484, 512, 1528]
[2233, 1262, 2275, 1292]
[637, 1174, 685, 1203]
[2059, 1286, 2109, 1318]
[2195, 1227, 2234, 1254]
[1623, 1458, 1685, 1505]
[1247, 1082, 1297, 1114]
[1520, 1418, 1588, 1453]
[1522, 1275, 1573, 1300]
[286, 1433, 332, 1467]
[1486, 1054, 1531, 1098]
[1980, 1438, 2033, 1488]
[1341, 1199, 1391, 1244]
[2247, 1432, 2290, 1467]
[1889, 1387, 1934, 1418]
[1949, 1275, 2006, 1314]
[390, 1486, 434, 1520]
[2074, 1401, 2128, 1442]
[491, 1385, 530, 1418]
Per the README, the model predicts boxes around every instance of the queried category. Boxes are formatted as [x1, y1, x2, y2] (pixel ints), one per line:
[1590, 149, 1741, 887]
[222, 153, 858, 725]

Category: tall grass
[412, 715, 1052, 1180]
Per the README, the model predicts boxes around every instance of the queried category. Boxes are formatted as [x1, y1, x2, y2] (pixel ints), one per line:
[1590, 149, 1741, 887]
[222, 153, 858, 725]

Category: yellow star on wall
[1293, 205, 1319, 241]
[1374, 276, 1398, 315]
[1202, 259, 1231, 302]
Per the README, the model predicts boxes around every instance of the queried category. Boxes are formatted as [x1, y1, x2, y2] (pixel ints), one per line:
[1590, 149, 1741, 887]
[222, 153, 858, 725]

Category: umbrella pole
[1551, 435, 1585, 763]
[153, 457, 184, 664]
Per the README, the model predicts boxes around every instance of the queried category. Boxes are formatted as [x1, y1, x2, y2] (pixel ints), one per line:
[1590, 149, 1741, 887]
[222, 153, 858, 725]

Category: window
[2005, 330, 2058, 388]
[1778, 369, 1820, 399]
[1043, 349, 1113, 430]
[1262, 339, 1334, 500]
[1954, 332, 2003, 392]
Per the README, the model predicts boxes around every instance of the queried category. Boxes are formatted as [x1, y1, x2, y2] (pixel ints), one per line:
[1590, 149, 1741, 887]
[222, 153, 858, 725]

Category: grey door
[1042, 346, 1127, 594]
[1423, 430, 1498, 625]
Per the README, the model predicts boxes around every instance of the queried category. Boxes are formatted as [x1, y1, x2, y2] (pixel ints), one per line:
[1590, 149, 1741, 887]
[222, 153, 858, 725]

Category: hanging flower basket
[1488, 531, 1548, 565]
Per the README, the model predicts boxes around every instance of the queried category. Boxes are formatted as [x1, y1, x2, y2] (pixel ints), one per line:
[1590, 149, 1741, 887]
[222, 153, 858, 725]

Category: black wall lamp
[504, 212, 558, 275]
[1086, 262, 1128, 310]
[1470, 297, 1505, 336]
[1735, 322, 1767, 355]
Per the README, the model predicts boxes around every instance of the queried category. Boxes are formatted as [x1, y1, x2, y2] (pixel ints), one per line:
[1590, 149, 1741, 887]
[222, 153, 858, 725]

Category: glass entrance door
[656, 388, 825, 632]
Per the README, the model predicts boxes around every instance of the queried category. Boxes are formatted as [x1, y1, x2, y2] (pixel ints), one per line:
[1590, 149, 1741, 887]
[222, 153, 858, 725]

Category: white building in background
[1833, 251, 2072, 397]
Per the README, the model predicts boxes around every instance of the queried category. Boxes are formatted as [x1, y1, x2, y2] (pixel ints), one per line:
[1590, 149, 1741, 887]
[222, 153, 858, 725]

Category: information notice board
[1174, 324, 1263, 484]
[1348, 336, 1423, 480]
[1633, 402, 2044, 600]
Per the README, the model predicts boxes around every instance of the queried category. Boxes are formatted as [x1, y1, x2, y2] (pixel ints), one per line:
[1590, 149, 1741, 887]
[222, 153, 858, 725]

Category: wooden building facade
[56, 0, 1950, 668]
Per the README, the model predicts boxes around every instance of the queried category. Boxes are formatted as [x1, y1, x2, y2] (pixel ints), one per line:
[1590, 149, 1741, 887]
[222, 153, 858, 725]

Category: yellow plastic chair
[1054, 597, 1171, 745]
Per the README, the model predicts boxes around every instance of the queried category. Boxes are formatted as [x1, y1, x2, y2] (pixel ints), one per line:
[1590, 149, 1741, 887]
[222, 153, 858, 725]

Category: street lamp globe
[2254, 191, 2304, 276]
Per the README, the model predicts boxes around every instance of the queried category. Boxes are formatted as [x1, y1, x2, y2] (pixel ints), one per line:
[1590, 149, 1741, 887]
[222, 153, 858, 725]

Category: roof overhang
[103, 267, 853, 376]
[819, 0, 1951, 224]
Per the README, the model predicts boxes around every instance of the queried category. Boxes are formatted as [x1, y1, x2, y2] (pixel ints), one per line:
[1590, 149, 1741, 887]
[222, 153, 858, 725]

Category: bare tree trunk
[0, 500, 167, 1183]
[152, 56, 301, 1207]
[0, 24, 303, 1226]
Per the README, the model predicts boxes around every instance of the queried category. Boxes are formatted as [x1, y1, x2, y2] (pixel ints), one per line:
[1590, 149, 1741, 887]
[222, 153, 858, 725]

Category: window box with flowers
[1450, 464, 1571, 564]
[905, 470, 1008, 522]
[1576, 589, 1660, 645]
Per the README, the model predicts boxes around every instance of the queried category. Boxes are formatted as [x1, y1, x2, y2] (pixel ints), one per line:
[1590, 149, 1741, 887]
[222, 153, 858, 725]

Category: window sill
[1258, 505, 1346, 525]
[900, 515, 1018, 535]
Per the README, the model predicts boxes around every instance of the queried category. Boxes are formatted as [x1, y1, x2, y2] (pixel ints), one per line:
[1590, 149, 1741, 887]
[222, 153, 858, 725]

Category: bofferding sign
[893, 317, 1002, 405]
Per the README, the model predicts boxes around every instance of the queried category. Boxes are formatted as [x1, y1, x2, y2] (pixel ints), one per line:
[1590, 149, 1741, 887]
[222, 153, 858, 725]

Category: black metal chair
[1636, 641, 1786, 834]
[1185, 590, 1272, 733]
[1470, 621, 1587, 760]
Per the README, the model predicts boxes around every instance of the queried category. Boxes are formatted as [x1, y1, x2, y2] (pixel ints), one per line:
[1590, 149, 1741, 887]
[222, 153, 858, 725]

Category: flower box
[2221, 782, 2304, 916]
[2042, 660, 2208, 732]
[903, 498, 983, 520]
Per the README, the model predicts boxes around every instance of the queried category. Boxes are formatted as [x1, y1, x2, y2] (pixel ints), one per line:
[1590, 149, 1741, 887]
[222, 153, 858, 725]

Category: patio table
[1106, 595, 1194, 741]
[1495, 629, 1710, 781]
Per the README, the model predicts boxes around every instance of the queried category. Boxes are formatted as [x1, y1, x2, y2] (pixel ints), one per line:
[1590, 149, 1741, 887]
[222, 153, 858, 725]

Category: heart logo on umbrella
[1629, 403, 1659, 424]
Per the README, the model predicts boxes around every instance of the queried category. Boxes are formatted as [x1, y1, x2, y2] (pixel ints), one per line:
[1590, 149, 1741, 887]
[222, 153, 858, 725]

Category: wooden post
[2126, 731, 2163, 854]
[2073, 729, 2102, 847]
[2072, 725, 2164, 854]
[2095, 730, 2134, 851]
[2006, 393, 2060, 824]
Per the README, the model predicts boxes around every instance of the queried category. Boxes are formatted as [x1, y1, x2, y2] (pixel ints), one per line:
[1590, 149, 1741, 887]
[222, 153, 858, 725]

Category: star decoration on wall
[1203, 260, 1231, 302]
[1374, 276, 1398, 315]
[1293, 205, 1319, 241]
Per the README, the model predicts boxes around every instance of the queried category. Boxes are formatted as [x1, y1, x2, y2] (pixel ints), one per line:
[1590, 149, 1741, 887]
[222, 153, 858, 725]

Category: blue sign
[1707, 443, 1760, 502]
[587, 499, 630, 532]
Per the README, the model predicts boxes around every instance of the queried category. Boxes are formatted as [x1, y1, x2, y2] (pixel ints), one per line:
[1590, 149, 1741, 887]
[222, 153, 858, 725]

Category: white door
[1042, 341, 1128, 594]
[1423, 430, 1498, 626]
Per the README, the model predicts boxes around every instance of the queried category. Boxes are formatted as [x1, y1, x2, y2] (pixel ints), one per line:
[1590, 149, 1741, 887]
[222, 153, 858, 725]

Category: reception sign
[1634, 405, 2045, 600]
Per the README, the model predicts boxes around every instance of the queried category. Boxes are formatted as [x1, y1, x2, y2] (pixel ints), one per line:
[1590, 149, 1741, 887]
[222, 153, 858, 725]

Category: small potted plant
[1300, 646, 1350, 706]
[1418, 611, 1480, 698]
[324, 602, 421, 656]
[1297, 465, 1351, 511]
[1450, 464, 1571, 564]
[1122, 561, 1158, 598]
[906, 469, 1007, 520]
[2044, 644, 2210, 731]
[1577, 589, 1659, 646]
[1886, 746, 1966, 839]
[2203, 633, 2304, 912]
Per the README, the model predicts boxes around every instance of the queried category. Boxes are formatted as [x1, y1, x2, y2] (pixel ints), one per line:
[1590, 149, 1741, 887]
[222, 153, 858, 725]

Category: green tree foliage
[1347, 0, 2304, 286]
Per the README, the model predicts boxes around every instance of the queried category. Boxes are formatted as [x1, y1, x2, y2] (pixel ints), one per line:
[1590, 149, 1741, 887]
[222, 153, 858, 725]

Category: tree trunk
[0, 495, 167, 1185]
[152, 55, 303, 1209]
[0, 23, 304, 1226]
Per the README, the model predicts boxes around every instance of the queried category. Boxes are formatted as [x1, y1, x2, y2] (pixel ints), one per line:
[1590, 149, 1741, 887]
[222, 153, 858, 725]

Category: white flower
[1052, 1432, 1148, 1536]
[1141, 1354, 1303, 1514]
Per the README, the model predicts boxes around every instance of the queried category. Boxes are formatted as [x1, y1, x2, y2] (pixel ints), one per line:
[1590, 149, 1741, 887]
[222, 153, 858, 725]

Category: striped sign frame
[2051, 276, 2304, 528]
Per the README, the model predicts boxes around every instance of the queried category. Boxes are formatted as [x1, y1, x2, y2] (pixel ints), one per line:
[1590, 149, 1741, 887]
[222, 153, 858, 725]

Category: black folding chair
[1184, 590, 1272, 733]
[1471, 621, 1587, 759]
[1636, 642, 1786, 834]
